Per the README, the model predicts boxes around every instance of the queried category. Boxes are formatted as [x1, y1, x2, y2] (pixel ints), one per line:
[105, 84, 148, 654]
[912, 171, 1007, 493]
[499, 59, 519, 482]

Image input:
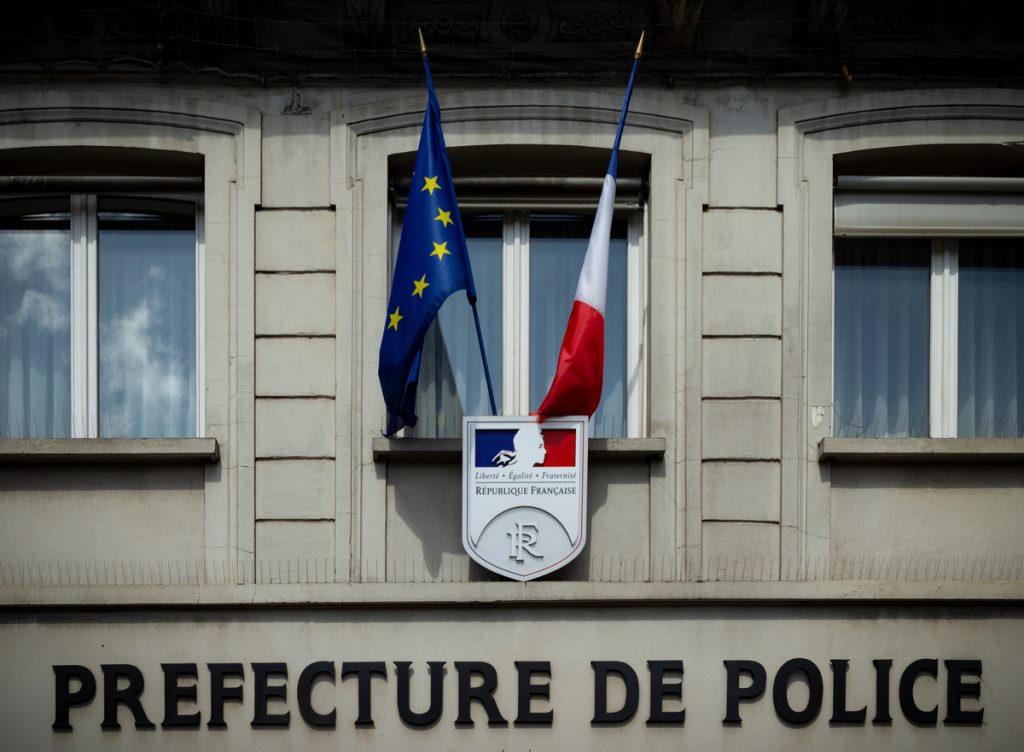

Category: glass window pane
[834, 238, 930, 437]
[529, 213, 628, 438]
[958, 238, 1024, 438]
[0, 199, 71, 438]
[98, 198, 196, 438]
[414, 214, 503, 438]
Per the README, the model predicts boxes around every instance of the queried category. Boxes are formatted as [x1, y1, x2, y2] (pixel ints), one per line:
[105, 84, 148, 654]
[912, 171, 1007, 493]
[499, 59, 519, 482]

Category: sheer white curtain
[412, 211, 628, 438]
[529, 213, 627, 438]
[833, 238, 930, 437]
[0, 200, 71, 438]
[97, 198, 196, 438]
[414, 215, 502, 438]
[958, 238, 1024, 437]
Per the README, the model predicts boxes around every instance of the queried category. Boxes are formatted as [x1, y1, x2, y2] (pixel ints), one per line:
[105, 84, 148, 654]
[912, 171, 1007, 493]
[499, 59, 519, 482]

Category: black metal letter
[340, 662, 387, 727]
[161, 663, 200, 728]
[591, 661, 639, 725]
[297, 661, 336, 728]
[53, 665, 96, 731]
[101, 664, 154, 730]
[455, 661, 507, 726]
[944, 660, 983, 725]
[395, 661, 445, 727]
[207, 663, 244, 729]
[772, 658, 823, 725]
[723, 660, 766, 725]
[251, 663, 289, 728]
[515, 661, 552, 725]
[647, 660, 685, 725]
[872, 659, 892, 724]
[899, 658, 938, 726]
[830, 659, 866, 724]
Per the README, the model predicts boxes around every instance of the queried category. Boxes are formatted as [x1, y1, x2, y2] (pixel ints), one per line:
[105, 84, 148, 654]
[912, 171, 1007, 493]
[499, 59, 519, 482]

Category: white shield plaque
[462, 416, 588, 581]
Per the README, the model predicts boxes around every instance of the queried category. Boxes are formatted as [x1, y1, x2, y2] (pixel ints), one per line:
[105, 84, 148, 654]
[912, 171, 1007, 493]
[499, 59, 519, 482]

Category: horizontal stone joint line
[256, 396, 336, 401]
[701, 458, 781, 464]
[702, 519, 781, 525]
[255, 395, 335, 400]
[255, 457, 335, 462]
[702, 271, 783, 277]
[702, 396, 782, 401]
[701, 334, 781, 339]
[255, 455, 336, 461]
[701, 457, 781, 463]
[702, 205, 784, 212]
[702, 334, 783, 340]
[255, 205, 336, 212]
[255, 334, 336, 339]
[255, 269, 337, 275]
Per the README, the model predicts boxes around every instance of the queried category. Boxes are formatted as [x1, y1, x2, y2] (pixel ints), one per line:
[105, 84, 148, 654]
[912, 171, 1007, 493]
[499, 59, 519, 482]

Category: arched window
[389, 145, 649, 439]
[0, 147, 203, 438]
[832, 144, 1024, 439]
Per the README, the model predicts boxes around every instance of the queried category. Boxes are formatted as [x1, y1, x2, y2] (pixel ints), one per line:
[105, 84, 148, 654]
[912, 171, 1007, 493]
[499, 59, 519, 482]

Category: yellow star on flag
[434, 208, 453, 227]
[421, 175, 440, 195]
[411, 275, 430, 298]
[430, 240, 451, 260]
[387, 307, 403, 331]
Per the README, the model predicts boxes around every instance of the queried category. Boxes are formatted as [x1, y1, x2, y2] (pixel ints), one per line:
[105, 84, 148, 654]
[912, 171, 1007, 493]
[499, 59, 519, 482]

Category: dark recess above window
[389, 145, 650, 209]
[0, 146, 204, 194]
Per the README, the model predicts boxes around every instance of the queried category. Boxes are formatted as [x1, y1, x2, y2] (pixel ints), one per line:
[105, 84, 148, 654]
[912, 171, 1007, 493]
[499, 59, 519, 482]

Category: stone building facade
[1, 2, 1022, 748]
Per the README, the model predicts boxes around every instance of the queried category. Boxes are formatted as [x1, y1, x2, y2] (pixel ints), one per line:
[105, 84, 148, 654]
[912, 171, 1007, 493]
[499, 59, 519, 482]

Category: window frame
[2, 191, 205, 439]
[0, 89, 260, 572]
[389, 199, 648, 439]
[500, 207, 647, 437]
[929, 237, 958, 438]
[345, 93, 700, 584]
[778, 92, 1024, 572]
[832, 177, 1024, 439]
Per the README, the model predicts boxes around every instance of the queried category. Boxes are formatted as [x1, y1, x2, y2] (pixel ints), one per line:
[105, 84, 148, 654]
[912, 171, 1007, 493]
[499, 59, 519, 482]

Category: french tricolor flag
[537, 38, 642, 420]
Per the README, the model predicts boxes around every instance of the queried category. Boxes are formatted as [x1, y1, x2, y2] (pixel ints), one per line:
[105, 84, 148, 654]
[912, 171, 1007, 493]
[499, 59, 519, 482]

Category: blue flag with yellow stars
[378, 64, 477, 435]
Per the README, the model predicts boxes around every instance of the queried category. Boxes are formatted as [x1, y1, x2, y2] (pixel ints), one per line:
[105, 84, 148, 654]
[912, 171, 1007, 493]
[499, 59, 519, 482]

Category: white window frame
[833, 175, 1024, 438]
[929, 238, 958, 438]
[394, 204, 648, 437]
[779, 92, 1024, 571]
[493, 209, 646, 436]
[0, 90, 260, 569]
[59, 193, 204, 438]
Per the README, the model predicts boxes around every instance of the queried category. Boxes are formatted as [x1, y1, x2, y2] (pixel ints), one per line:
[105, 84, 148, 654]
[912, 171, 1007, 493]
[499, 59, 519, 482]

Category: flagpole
[469, 301, 498, 416]
[608, 30, 644, 179]
[419, 29, 498, 417]
[535, 32, 644, 421]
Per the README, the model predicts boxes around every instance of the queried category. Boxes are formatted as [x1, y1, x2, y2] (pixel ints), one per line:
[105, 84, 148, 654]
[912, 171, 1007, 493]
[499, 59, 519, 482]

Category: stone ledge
[819, 437, 1024, 463]
[372, 437, 666, 462]
[2, 579, 1023, 609]
[0, 438, 220, 464]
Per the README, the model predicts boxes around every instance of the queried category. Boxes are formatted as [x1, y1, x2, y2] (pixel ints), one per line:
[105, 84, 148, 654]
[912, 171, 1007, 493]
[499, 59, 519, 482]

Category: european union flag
[378, 64, 477, 435]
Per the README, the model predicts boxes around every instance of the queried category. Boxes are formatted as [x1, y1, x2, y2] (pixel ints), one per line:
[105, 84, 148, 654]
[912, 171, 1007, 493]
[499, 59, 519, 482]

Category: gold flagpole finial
[418, 28, 428, 58]
[634, 30, 645, 60]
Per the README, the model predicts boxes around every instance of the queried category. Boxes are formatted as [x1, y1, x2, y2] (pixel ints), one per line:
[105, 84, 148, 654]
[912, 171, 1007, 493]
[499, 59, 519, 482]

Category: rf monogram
[507, 522, 542, 562]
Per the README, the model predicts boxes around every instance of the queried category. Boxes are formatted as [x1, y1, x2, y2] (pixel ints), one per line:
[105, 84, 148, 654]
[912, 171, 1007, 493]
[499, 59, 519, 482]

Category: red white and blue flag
[536, 46, 641, 421]
[473, 428, 577, 468]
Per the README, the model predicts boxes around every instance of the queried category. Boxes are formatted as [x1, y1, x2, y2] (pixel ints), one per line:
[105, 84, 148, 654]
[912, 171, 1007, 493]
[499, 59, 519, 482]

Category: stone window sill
[372, 437, 666, 462]
[0, 438, 220, 464]
[818, 437, 1024, 463]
